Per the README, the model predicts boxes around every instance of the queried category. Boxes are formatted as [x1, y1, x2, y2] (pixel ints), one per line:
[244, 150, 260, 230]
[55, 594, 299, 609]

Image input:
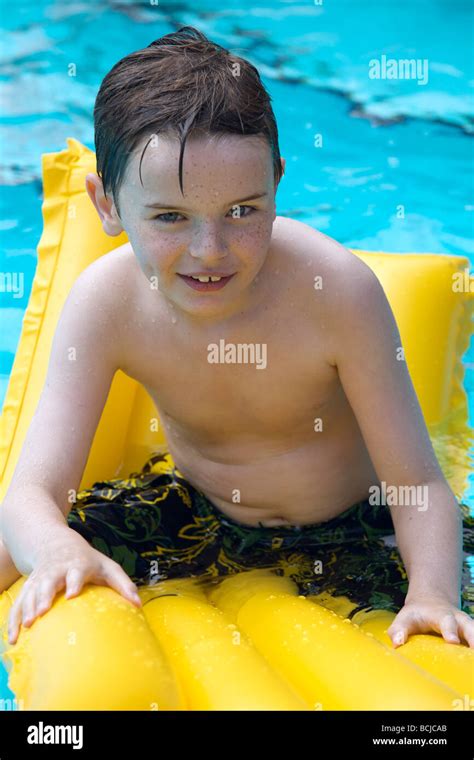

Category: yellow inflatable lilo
[0, 138, 473, 710]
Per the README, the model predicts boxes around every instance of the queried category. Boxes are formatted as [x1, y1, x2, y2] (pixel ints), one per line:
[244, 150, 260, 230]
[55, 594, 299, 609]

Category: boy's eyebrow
[144, 192, 268, 210]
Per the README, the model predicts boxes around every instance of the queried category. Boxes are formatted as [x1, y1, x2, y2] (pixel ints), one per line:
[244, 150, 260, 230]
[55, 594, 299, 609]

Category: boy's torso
[110, 216, 379, 527]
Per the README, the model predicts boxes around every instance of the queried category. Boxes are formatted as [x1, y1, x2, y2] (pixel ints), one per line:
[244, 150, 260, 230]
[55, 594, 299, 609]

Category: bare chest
[122, 305, 339, 444]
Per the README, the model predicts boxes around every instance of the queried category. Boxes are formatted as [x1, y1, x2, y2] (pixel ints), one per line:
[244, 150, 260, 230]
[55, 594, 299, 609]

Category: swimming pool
[1, 0, 473, 512]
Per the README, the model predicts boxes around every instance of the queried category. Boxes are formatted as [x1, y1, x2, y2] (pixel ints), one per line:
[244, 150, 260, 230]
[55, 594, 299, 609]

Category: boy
[1, 27, 473, 649]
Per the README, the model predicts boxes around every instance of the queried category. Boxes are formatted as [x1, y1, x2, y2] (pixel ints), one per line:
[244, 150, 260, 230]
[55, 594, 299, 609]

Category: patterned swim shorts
[66, 451, 474, 616]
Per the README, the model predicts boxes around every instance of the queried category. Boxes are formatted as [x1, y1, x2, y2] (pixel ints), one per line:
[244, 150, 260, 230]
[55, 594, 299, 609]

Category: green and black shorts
[66, 451, 474, 616]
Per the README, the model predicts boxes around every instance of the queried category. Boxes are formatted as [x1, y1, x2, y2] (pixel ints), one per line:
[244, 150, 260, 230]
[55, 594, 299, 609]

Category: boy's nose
[189, 224, 228, 261]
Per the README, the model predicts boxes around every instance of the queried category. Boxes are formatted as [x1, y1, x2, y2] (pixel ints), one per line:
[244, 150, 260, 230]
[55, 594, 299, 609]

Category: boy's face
[86, 133, 285, 323]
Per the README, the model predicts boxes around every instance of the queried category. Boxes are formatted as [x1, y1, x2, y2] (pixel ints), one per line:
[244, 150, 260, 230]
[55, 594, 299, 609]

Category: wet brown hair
[93, 25, 283, 217]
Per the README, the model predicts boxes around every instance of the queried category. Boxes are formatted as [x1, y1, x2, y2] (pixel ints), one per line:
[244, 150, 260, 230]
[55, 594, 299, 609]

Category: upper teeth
[190, 275, 222, 282]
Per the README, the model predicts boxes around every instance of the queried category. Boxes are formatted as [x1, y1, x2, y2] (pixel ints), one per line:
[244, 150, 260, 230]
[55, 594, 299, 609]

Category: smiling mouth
[181, 274, 233, 282]
[177, 273, 235, 291]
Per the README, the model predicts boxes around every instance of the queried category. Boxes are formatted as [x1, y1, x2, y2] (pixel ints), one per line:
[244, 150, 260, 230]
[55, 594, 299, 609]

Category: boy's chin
[163, 287, 241, 320]
[175, 297, 233, 319]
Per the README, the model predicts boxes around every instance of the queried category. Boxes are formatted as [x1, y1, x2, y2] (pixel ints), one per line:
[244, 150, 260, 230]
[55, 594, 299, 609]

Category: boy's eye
[227, 204, 256, 218]
[152, 212, 184, 224]
[151, 205, 256, 223]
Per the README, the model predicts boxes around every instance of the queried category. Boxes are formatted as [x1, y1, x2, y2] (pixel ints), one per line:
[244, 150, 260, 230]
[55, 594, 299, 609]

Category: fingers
[7, 574, 65, 645]
[439, 613, 460, 644]
[389, 609, 456, 648]
[7, 578, 39, 645]
[7, 586, 27, 645]
[66, 559, 141, 607]
[6, 550, 142, 646]
[388, 610, 413, 647]
[65, 567, 86, 599]
[100, 563, 141, 607]
[454, 611, 474, 648]
[20, 585, 38, 629]
[36, 577, 63, 617]
[388, 604, 474, 649]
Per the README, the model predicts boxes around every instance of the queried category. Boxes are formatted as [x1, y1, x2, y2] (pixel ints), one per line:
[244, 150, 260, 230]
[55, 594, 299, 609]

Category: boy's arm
[325, 251, 473, 648]
[1, 256, 122, 572]
[1, 255, 143, 645]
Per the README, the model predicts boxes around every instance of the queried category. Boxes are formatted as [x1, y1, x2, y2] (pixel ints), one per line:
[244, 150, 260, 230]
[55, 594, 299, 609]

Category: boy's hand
[387, 594, 474, 648]
[7, 529, 141, 645]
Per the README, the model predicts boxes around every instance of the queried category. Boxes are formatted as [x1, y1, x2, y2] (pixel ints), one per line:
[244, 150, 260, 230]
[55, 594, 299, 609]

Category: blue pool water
[0, 0, 473, 706]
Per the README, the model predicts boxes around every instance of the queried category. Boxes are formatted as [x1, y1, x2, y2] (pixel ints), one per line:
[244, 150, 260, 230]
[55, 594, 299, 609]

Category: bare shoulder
[273, 216, 376, 278]
[271, 217, 389, 367]
[76, 241, 136, 291]
[69, 242, 139, 365]
[78, 241, 143, 314]
[272, 215, 382, 306]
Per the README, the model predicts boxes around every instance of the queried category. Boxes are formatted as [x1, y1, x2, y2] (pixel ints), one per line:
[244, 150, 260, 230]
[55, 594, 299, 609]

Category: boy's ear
[85, 173, 124, 237]
[280, 157, 286, 176]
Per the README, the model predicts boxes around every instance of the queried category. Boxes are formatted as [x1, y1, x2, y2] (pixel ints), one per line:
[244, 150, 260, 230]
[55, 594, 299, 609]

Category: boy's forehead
[123, 132, 273, 198]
